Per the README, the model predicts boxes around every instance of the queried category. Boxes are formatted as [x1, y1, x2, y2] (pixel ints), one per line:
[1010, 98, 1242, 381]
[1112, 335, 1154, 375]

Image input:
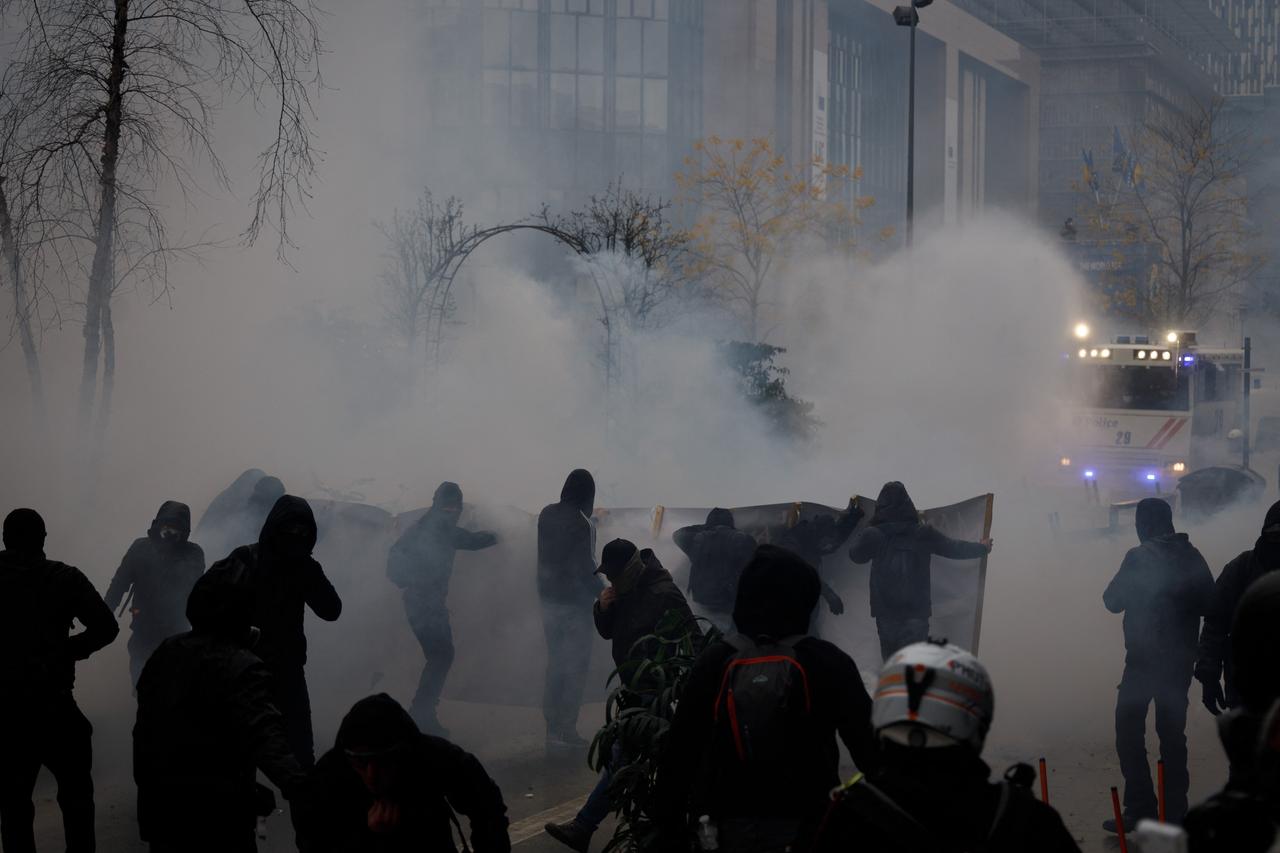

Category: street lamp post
[893, 0, 931, 248]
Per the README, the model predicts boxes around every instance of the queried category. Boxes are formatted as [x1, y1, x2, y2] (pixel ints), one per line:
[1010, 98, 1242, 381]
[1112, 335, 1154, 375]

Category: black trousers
[0, 697, 95, 853]
[405, 594, 453, 730]
[1116, 662, 1192, 820]
[271, 666, 315, 768]
[875, 617, 930, 661]
[541, 600, 593, 737]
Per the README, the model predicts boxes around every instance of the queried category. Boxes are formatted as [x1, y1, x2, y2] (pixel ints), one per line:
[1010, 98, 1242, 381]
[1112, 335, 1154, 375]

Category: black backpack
[712, 634, 812, 766]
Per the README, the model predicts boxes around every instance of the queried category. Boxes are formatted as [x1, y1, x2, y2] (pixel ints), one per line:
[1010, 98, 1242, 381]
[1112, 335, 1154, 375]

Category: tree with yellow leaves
[675, 136, 872, 340]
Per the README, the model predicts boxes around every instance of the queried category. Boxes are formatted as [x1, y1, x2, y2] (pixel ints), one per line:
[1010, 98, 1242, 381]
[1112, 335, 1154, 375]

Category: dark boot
[545, 820, 593, 852]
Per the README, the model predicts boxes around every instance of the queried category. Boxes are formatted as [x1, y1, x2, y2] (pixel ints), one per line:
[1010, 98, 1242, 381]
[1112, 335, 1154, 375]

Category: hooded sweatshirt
[848, 482, 990, 619]
[1104, 499, 1213, 667]
[1196, 500, 1280, 704]
[304, 694, 511, 853]
[672, 508, 758, 612]
[204, 495, 342, 672]
[133, 571, 304, 842]
[594, 548, 698, 670]
[536, 469, 600, 605]
[658, 545, 877, 837]
[387, 485, 498, 603]
[0, 547, 118, 700]
[105, 501, 206, 639]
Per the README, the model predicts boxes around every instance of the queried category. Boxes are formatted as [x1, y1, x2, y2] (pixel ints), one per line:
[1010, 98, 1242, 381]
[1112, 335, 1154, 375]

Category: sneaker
[1102, 812, 1151, 834]
[546, 730, 589, 750]
[545, 820, 593, 852]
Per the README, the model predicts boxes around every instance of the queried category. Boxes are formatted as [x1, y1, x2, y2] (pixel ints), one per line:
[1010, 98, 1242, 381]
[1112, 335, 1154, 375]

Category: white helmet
[871, 641, 994, 753]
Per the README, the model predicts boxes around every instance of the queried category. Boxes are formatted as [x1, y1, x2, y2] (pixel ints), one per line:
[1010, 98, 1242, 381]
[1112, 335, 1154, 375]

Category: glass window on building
[643, 78, 667, 131]
[550, 73, 576, 129]
[579, 74, 605, 130]
[551, 15, 577, 71]
[644, 20, 668, 75]
[511, 12, 538, 69]
[616, 77, 643, 129]
[580, 16, 605, 73]
[483, 69, 509, 127]
[483, 10, 509, 66]
[511, 71, 538, 127]
[617, 19, 642, 75]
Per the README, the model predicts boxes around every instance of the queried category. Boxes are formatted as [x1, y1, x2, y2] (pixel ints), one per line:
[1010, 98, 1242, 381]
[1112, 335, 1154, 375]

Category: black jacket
[305, 695, 510, 853]
[773, 503, 862, 571]
[673, 514, 757, 612]
[205, 496, 342, 672]
[0, 548, 118, 700]
[133, 631, 306, 841]
[658, 547, 877, 836]
[594, 550, 698, 670]
[105, 501, 206, 640]
[1104, 532, 1213, 668]
[849, 523, 988, 619]
[387, 509, 497, 603]
[1196, 551, 1279, 705]
[537, 470, 599, 606]
[813, 745, 1081, 853]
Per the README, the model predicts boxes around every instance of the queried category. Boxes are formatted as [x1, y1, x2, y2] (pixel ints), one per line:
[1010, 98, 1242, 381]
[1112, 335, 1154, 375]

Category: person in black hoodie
[655, 545, 878, 852]
[0, 508, 118, 853]
[771, 500, 864, 636]
[105, 501, 206, 688]
[196, 472, 286, 564]
[387, 482, 498, 736]
[546, 539, 699, 852]
[848, 482, 992, 660]
[537, 469, 600, 749]
[1196, 500, 1280, 716]
[205, 494, 342, 766]
[1174, 571, 1280, 852]
[134, 569, 307, 853]
[672, 508, 757, 632]
[1103, 497, 1214, 830]
[303, 693, 510, 853]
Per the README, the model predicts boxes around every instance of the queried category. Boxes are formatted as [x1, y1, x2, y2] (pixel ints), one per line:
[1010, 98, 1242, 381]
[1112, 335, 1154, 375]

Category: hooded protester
[133, 569, 308, 853]
[0, 508, 118, 853]
[303, 694, 510, 853]
[812, 642, 1080, 853]
[547, 539, 700, 853]
[537, 469, 600, 749]
[1102, 497, 1214, 830]
[1196, 500, 1280, 716]
[205, 494, 342, 766]
[770, 500, 865, 634]
[848, 482, 992, 660]
[105, 501, 206, 688]
[1141, 572, 1280, 852]
[387, 481, 499, 736]
[656, 545, 878, 853]
[196, 472, 286, 564]
[672, 508, 757, 632]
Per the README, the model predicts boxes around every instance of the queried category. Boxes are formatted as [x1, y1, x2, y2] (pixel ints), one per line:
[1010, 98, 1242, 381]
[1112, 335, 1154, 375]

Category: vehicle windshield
[1069, 363, 1190, 412]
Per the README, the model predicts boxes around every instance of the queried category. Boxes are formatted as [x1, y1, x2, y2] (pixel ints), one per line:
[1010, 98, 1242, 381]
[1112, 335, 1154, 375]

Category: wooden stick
[1111, 786, 1129, 853]
[1039, 757, 1049, 803]
[1157, 759, 1166, 822]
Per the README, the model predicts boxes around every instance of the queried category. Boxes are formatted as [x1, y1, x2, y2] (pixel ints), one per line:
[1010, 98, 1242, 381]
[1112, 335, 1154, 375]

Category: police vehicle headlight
[1161, 351, 1172, 361]
[1090, 349, 1099, 358]
[1166, 331, 1179, 344]
[1172, 462, 1186, 473]
[1100, 348, 1111, 358]
[1137, 350, 1147, 360]
[1078, 348, 1088, 358]
[1074, 322, 1090, 340]
[1060, 457, 1072, 467]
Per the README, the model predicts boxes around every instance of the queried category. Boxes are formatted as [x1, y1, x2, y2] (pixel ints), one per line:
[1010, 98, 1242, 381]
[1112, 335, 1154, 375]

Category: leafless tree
[376, 192, 475, 360]
[1079, 100, 1262, 327]
[1, 0, 322, 437]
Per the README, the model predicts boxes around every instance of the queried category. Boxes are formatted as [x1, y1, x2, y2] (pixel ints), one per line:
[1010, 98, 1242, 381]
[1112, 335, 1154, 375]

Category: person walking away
[0, 508, 119, 853]
[303, 693, 510, 852]
[656, 545, 879, 853]
[387, 482, 498, 736]
[1102, 498, 1213, 831]
[848, 482, 992, 660]
[537, 469, 600, 749]
[1196, 499, 1280, 717]
[546, 539, 699, 852]
[812, 641, 1080, 853]
[205, 494, 342, 766]
[133, 569, 308, 853]
[672, 508, 757, 633]
[105, 501, 206, 688]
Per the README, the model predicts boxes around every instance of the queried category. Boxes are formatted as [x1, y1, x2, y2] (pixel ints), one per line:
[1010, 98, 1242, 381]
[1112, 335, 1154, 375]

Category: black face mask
[158, 526, 181, 542]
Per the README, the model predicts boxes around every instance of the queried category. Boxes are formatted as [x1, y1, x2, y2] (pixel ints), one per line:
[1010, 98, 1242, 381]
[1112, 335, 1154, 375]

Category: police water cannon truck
[1056, 323, 1272, 506]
